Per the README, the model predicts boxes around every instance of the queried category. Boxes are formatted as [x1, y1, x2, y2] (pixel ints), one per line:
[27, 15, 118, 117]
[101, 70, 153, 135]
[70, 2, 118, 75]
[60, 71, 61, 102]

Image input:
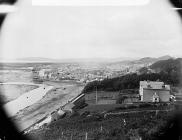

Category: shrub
[116, 95, 128, 104]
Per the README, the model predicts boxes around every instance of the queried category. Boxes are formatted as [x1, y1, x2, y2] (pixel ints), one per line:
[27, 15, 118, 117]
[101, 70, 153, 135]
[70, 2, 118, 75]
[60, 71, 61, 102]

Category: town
[31, 57, 158, 84]
[22, 57, 182, 140]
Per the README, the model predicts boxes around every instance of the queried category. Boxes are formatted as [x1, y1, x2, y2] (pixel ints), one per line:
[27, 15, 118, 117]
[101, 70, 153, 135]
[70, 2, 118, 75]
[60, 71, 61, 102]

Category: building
[71, 94, 85, 107]
[139, 81, 171, 102]
[50, 110, 65, 122]
[38, 69, 46, 77]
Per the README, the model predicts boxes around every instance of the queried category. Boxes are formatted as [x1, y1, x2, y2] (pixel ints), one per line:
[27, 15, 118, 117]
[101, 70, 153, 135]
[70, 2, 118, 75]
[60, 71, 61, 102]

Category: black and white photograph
[0, 0, 182, 139]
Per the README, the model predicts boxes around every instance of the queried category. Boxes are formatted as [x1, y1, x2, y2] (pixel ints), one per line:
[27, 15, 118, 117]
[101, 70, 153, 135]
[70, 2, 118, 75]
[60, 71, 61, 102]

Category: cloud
[0, 0, 182, 60]
[32, 0, 150, 6]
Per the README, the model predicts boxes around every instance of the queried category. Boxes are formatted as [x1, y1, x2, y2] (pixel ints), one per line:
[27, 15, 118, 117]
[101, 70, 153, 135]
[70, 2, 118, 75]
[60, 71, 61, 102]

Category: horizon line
[0, 55, 178, 63]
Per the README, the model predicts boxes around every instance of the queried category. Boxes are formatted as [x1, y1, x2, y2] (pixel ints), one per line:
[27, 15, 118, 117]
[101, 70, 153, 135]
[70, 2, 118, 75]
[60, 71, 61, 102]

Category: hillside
[106, 55, 173, 69]
[150, 58, 182, 74]
[82, 57, 181, 94]
[27, 104, 175, 140]
[131, 55, 172, 65]
[82, 72, 178, 94]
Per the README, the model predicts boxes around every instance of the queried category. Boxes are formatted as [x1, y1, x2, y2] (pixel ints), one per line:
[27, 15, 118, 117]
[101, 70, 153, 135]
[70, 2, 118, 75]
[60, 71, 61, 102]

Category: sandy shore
[3, 84, 53, 117]
[12, 81, 85, 132]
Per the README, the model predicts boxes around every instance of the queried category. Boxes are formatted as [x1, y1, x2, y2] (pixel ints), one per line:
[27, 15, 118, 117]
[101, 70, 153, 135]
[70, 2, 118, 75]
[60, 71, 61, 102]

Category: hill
[106, 55, 173, 69]
[150, 58, 182, 74]
[82, 72, 178, 94]
[131, 55, 172, 65]
[82, 57, 181, 94]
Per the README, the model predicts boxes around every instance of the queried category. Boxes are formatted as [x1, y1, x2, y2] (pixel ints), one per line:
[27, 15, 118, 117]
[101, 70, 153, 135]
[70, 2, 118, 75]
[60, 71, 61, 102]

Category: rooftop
[140, 81, 170, 90]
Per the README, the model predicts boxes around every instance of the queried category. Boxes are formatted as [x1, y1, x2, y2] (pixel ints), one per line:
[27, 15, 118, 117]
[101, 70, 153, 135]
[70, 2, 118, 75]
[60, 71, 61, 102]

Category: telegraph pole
[96, 86, 98, 104]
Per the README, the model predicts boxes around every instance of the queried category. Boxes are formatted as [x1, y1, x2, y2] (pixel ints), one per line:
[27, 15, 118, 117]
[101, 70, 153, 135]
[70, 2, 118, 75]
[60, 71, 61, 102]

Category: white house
[139, 81, 171, 102]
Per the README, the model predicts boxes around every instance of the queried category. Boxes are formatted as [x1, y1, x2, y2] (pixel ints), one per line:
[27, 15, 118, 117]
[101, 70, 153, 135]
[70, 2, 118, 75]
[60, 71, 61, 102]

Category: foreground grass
[26, 104, 178, 140]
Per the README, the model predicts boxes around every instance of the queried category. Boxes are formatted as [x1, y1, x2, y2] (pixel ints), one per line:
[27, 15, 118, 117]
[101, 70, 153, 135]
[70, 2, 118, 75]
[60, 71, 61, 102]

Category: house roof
[140, 81, 170, 90]
[143, 88, 170, 91]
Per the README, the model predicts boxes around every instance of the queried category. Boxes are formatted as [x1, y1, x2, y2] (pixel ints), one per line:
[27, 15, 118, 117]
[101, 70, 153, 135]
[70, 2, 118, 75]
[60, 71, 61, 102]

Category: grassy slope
[27, 104, 175, 140]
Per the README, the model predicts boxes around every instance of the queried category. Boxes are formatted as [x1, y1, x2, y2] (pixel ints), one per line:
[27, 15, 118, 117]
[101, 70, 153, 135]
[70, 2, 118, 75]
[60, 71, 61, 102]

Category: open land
[12, 80, 84, 132]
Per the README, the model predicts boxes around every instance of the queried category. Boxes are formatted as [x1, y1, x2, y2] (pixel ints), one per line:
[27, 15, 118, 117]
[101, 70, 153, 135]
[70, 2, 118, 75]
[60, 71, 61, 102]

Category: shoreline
[3, 83, 53, 117]
[11, 81, 84, 132]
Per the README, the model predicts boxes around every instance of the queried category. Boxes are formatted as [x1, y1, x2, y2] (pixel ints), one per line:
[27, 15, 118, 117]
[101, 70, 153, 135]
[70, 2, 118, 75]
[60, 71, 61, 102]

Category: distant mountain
[132, 57, 156, 64]
[139, 57, 155, 62]
[132, 55, 173, 64]
[4, 55, 173, 64]
[148, 58, 182, 85]
[15, 57, 136, 63]
[15, 57, 57, 62]
[150, 58, 182, 73]
[137, 56, 174, 74]
[108, 55, 173, 66]
[157, 55, 173, 61]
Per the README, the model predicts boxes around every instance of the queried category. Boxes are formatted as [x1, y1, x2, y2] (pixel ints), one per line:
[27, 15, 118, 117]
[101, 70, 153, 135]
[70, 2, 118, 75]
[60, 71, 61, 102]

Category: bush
[138, 103, 152, 108]
[116, 95, 128, 104]
[81, 111, 90, 117]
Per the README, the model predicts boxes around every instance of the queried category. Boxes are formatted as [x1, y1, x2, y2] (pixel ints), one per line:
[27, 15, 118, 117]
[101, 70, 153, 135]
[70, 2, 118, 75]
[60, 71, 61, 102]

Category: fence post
[85, 132, 88, 140]
[70, 133, 73, 140]
[62, 132, 64, 139]
[155, 110, 158, 116]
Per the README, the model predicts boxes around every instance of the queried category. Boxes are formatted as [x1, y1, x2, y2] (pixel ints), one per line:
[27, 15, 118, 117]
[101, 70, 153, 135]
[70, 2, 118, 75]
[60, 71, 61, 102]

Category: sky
[0, 0, 182, 61]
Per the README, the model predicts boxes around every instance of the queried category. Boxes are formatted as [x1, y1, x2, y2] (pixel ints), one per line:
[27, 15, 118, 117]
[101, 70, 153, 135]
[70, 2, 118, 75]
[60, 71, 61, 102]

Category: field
[79, 103, 173, 114]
